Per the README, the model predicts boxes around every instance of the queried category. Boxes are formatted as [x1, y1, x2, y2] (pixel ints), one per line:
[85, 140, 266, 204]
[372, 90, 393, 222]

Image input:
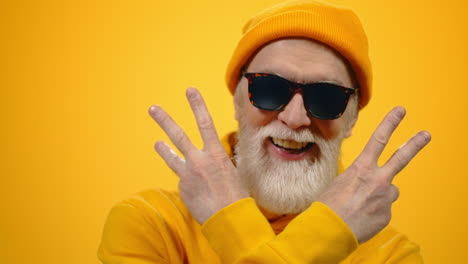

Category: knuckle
[156, 111, 169, 123]
[350, 160, 375, 178]
[391, 150, 411, 174]
[172, 128, 187, 143]
[372, 199, 386, 211]
[374, 207, 392, 228]
[394, 151, 407, 168]
[211, 151, 231, 168]
[367, 180, 387, 197]
[350, 160, 366, 173]
[391, 185, 400, 201]
[198, 116, 213, 130]
[414, 136, 426, 150]
[382, 212, 392, 226]
[387, 113, 401, 129]
[189, 162, 204, 176]
[372, 133, 388, 146]
[374, 177, 388, 189]
[349, 161, 362, 172]
[170, 154, 182, 166]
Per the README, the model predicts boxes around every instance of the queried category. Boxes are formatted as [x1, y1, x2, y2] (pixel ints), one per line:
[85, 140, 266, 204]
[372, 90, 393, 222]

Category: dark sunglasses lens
[303, 83, 348, 119]
[249, 75, 291, 110]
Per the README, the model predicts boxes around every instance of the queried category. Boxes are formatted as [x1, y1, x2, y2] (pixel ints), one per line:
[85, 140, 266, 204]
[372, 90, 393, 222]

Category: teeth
[271, 137, 310, 149]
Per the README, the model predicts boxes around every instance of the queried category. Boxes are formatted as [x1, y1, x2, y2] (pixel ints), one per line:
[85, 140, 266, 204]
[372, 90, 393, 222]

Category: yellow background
[1, 0, 466, 263]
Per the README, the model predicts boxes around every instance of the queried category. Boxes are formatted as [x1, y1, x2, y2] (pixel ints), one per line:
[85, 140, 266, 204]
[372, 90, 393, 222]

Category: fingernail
[421, 131, 432, 143]
[395, 106, 406, 118]
[149, 105, 161, 117]
[186, 87, 197, 99]
[154, 140, 165, 151]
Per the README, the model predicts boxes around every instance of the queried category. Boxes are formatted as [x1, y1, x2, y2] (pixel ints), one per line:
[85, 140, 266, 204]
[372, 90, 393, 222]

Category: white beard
[234, 121, 346, 215]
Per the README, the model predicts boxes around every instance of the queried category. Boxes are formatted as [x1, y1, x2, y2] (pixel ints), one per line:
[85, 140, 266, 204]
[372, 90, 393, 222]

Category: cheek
[244, 104, 278, 127]
[314, 119, 346, 140]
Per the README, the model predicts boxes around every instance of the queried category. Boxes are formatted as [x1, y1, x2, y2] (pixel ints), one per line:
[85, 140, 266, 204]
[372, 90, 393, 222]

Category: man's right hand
[317, 107, 431, 244]
[148, 87, 249, 225]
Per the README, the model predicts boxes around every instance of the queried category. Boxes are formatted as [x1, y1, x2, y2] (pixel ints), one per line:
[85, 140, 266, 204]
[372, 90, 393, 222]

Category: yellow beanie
[225, 0, 372, 108]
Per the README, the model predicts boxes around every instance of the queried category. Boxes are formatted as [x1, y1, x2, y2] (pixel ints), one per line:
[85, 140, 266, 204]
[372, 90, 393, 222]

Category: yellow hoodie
[98, 134, 423, 263]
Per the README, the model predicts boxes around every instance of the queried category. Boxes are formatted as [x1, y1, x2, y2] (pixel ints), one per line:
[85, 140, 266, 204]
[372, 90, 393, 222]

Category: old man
[98, 0, 430, 263]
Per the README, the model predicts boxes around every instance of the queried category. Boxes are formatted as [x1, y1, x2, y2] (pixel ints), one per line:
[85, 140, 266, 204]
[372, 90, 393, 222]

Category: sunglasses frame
[243, 72, 357, 120]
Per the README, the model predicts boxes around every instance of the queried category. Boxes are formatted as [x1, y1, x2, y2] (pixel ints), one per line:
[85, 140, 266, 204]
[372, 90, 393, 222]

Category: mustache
[243, 122, 318, 143]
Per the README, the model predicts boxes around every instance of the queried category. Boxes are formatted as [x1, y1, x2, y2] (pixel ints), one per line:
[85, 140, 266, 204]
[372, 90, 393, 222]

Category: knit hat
[225, 0, 372, 108]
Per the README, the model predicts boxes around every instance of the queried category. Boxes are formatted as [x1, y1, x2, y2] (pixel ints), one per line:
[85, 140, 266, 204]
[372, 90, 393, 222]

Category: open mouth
[269, 137, 314, 154]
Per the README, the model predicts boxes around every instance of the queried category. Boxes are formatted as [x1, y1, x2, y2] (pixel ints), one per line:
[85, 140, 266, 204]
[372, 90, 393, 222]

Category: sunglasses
[243, 72, 357, 120]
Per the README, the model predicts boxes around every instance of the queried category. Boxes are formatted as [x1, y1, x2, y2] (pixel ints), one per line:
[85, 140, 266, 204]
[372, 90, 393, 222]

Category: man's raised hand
[317, 107, 431, 243]
[149, 88, 249, 224]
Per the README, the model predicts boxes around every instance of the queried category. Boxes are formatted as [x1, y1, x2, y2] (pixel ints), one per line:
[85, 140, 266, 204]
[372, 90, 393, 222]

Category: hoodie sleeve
[201, 197, 358, 263]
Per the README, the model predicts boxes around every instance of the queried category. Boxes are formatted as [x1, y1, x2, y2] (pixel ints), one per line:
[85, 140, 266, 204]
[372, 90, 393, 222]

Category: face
[234, 38, 358, 215]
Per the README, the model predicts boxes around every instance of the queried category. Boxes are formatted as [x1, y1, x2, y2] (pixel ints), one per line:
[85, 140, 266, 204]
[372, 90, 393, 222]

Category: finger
[358, 107, 406, 164]
[186, 87, 223, 151]
[383, 130, 431, 181]
[154, 141, 185, 177]
[149, 105, 196, 155]
[389, 184, 400, 203]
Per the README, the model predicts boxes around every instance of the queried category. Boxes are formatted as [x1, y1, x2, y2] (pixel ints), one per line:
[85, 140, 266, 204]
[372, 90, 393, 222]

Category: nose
[277, 93, 311, 129]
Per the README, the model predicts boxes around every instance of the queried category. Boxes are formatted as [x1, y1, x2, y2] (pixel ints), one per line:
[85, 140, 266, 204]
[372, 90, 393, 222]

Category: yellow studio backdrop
[1, 0, 466, 263]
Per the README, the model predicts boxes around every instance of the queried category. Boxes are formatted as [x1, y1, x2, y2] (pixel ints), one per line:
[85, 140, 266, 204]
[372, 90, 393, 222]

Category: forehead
[246, 38, 353, 87]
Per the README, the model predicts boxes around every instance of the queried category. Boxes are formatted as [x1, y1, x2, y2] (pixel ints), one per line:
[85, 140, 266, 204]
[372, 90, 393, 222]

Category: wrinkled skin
[148, 39, 431, 243]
